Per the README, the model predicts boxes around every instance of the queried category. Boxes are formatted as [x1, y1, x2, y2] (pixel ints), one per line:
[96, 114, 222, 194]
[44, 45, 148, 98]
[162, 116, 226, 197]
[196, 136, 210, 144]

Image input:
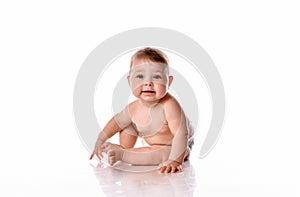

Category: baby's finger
[176, 165, 183, 172]
[89, 153, 94, 160]
[171, 166, 176, 173]
[96, 152, 103, 160]
[165, 166, 171, 174]
[159, 166, 167, 173]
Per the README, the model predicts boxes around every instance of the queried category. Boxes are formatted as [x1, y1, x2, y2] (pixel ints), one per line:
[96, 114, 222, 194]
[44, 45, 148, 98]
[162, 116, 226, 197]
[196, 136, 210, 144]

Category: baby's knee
[119, 124, 138, 148]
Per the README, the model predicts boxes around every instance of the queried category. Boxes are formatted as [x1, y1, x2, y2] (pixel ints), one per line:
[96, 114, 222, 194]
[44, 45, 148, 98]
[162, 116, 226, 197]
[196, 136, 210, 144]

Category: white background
[0, 0, 299, 196]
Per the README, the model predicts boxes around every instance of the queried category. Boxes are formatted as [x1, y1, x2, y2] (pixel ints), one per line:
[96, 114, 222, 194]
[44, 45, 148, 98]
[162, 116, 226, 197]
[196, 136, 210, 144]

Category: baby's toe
[108, 156, 116, 165]
[107, 150, 116, 157]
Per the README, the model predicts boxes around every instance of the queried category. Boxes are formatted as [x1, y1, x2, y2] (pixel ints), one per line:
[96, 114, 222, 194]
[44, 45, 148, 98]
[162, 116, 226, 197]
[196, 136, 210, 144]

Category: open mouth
[142, 90, 155, 94]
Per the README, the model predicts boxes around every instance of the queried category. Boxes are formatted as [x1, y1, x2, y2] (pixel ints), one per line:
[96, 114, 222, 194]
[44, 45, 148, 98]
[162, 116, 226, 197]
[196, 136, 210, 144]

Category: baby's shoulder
[161, 94, 185, 121]
[126, 100, 139, 114]
[161, 93, 182, 111]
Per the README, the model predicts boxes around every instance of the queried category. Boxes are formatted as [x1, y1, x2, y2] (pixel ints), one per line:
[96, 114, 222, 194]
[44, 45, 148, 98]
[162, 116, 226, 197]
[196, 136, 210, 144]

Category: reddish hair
[130, 47, 169, 68]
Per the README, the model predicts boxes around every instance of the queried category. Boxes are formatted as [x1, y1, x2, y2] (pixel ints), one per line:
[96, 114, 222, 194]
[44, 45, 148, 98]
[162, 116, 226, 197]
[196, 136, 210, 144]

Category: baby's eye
[153, 75, 162, 79]
[135, 74, 144, 79]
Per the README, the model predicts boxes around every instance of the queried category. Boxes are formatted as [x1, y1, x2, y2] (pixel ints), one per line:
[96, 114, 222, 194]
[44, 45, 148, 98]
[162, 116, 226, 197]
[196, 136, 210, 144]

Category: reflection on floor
[91, 161, 196, 197]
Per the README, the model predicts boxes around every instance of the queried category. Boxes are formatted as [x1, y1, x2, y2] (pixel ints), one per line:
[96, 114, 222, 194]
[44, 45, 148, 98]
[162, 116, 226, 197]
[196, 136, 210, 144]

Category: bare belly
[143, 124, 173, 146]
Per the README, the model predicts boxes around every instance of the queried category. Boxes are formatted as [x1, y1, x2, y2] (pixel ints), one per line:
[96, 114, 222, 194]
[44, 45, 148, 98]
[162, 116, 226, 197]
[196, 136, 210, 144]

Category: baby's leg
[119, 123, 138, 148]
[103, 142, 171, 166]
[122, 145, 172, 165]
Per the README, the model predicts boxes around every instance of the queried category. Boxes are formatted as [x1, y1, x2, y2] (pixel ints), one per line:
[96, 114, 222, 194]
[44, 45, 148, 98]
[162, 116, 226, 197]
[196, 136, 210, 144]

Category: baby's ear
[168, 76, 174, 86]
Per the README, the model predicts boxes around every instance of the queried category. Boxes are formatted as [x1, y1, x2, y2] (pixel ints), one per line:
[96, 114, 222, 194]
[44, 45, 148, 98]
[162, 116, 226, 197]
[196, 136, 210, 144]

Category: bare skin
[102, 141, 185, 173]
[90, 58, 191, 173]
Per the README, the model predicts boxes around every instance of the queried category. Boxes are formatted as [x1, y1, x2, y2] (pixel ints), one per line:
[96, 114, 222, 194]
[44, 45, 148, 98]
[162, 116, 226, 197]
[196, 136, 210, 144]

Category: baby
[90, 47, 194, 173]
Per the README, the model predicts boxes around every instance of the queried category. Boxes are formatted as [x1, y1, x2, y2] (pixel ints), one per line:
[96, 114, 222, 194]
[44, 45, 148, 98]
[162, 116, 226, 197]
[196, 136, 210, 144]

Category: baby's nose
[144, 81, 153, 86]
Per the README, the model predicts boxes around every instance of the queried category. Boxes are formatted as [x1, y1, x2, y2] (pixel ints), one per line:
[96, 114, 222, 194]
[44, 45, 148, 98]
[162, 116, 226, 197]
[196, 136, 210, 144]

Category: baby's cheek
[156, 84, 168, 92]
[131, 83, 142, 93]
[131, 86, 143, 97]
[154, 78, 168, 87]
[130, 79, 143, 89]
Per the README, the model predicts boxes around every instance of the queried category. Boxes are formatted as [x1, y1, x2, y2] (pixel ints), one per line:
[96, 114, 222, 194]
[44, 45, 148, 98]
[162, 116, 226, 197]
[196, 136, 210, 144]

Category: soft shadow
[91, 161, 196, 197]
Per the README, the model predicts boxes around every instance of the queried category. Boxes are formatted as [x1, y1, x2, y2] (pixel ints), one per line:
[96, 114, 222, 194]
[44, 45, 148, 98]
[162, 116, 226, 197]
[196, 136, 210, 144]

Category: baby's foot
[102, 142, 124, 165]
[107, 148, 124, 166]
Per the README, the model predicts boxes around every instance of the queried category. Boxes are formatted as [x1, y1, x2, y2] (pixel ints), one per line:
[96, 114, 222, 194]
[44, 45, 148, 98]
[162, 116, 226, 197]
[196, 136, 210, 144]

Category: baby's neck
[138, 99, 161, 108]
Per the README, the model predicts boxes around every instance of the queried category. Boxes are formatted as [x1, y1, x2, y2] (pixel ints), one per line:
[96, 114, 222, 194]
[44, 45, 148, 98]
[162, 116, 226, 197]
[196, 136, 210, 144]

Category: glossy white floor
[89, 155, 299, 197]
[92, 160, 197, 197]
[1, 147, 299, 197]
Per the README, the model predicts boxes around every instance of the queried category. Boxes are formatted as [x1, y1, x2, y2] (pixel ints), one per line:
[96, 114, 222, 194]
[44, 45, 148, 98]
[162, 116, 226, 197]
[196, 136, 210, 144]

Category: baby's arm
[159, 99, 188, 173]
[90, 106, 132, 160]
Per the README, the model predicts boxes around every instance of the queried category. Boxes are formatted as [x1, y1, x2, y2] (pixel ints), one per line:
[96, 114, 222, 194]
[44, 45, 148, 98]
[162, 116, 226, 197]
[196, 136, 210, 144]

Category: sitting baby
[90, 47, 194, 173]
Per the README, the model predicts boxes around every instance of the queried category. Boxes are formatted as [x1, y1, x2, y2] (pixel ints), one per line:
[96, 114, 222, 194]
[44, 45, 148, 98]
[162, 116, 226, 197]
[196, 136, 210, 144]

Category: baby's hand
[158, 160, 183, 174]
[89, 144, 105, 160]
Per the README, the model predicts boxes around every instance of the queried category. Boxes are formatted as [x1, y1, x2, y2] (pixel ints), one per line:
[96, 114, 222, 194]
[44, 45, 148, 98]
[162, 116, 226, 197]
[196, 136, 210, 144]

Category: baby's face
[129, 59, 172, 103]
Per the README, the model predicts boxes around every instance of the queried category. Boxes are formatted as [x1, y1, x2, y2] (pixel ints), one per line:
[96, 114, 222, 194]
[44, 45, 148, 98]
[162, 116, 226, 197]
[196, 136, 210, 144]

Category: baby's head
[130, 47, 169, 69]
[128, 47, 173, 103]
